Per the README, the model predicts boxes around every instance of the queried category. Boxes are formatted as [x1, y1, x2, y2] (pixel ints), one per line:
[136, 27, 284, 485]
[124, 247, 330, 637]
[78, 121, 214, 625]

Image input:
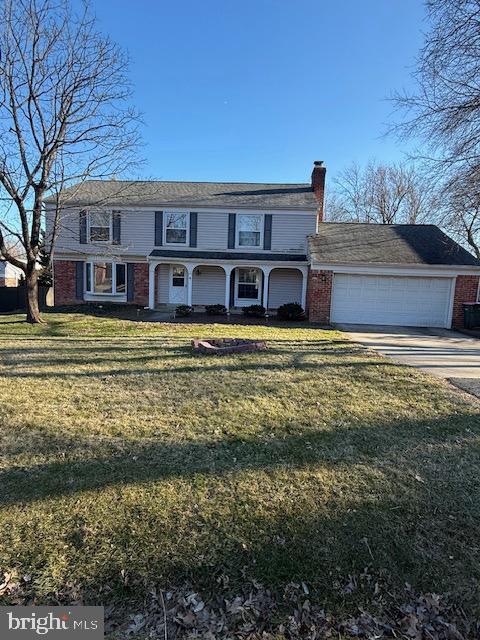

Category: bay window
[165, 212, 188, 244]
[85, 261, 126, 296]
[237, 214, 262, 248]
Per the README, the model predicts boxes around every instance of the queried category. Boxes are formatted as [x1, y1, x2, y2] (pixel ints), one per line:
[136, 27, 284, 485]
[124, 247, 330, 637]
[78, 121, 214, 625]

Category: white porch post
[186, 264, 195, 306]
[148, 262, 156, 310]
[224, 265, 234, 310]
[261, 266, 272, 310]
[300, 266, 309, 310]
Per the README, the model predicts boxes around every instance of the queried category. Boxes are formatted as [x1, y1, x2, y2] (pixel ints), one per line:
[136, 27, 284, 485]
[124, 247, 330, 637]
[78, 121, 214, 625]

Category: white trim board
[311, 263, 480, 277]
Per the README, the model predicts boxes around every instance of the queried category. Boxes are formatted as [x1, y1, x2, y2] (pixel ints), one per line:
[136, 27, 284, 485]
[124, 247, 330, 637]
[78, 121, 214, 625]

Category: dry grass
[0, 312, 479, 619]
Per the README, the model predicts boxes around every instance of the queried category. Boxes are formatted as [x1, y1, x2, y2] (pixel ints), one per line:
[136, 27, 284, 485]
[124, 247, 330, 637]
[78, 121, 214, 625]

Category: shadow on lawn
[2, 411, 479, 507]
[2, 411, 480, 616]
[0, 341, 383, 379]
[0, 346, 366, 371]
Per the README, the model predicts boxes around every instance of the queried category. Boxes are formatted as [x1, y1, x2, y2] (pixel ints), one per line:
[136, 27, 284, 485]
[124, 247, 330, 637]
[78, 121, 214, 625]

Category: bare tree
[326, 160, 438, 225]
[440, 168, 480, 258]
[390, 0, 480, 256]
[392, 0, 480, 167]
[0, 0, 141, 322]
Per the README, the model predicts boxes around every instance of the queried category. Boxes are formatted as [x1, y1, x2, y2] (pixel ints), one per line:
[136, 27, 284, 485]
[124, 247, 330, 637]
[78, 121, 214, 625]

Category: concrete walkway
[337, 324, 480, 397]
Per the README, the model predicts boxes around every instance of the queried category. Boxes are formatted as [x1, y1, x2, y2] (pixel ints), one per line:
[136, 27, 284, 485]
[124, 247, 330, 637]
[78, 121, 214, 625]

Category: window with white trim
[237, 268, 260, 300]
[85, 261, 126, 295]
[165, 212, 188, 245]
[237, 214, 262, 248]
[89, 211, 112, 242]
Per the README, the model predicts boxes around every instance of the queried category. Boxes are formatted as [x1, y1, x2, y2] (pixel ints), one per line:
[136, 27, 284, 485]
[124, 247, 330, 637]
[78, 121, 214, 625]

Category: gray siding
[268, 268, 303, 308]
[47, 206, 316, 257]
[157, 264, 170, 303]
[192, 266, 225, 305]
[196, 212, 229, 250]
[122, 210, 155, 253]
[50, 208, 155, 257]
[271, 214, 316, 253]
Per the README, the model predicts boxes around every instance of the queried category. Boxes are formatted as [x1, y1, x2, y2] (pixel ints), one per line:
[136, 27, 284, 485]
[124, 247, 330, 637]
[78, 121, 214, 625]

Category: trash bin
[463, 303, 480, 329]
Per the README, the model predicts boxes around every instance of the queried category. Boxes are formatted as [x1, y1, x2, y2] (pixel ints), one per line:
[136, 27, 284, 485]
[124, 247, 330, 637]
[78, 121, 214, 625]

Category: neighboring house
[0, 260, 23, 287]
[46, 161, 480, 328]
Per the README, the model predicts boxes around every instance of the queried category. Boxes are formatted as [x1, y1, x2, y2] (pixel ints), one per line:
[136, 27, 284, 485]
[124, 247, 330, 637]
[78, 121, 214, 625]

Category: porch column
[148, 262, 156, 310]
[186, 264, 195, 307]
[300, 266, 308, 310]
[261, 266, 272, 310]
[224, 265, 234, 310]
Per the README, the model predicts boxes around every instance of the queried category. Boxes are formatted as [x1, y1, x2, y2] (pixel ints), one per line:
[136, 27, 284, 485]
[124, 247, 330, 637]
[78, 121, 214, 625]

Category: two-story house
[47, 163, 325, 314]
[47, 161, 480, 328]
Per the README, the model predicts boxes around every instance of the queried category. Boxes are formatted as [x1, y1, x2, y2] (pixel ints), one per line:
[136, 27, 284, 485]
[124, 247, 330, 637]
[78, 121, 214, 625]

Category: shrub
[175, 305, 193, 318]
[205, 304, 227, 316]
[242, 304, 266, 318]
[277, 302, 306, 321]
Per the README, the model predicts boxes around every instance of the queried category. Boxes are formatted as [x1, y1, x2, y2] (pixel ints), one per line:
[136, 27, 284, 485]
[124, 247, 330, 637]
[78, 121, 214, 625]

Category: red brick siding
[54, 260, 83, 305]
[452, 275, 480, 328]
[133, 263, 149, 306]
[306, 269, 333, 323]
[311, 162, 327, 225]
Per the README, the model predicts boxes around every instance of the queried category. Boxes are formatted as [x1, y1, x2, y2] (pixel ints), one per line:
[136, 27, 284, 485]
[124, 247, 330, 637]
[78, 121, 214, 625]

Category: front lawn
[0, 312, 479, 632]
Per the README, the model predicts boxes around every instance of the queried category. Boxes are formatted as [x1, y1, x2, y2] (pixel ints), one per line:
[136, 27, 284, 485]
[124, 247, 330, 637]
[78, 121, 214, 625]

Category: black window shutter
[79, 210, 87, 244]
[127, 263, 135, 302]
[228, 213, 236, 249]
[190, 212, 198, 247]
[112, 211, 121, 245]
[263, 214, 272, 250]
[155, 211, 163, 246]
[75, 261, 84, 299]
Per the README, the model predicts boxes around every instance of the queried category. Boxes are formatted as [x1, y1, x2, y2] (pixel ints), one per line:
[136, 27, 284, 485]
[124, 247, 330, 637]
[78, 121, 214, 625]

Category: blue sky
[92, 0, 426, 185]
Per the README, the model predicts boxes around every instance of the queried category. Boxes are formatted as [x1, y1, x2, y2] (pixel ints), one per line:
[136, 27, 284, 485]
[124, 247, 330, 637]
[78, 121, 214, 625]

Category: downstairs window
[85, 262, 126, 295]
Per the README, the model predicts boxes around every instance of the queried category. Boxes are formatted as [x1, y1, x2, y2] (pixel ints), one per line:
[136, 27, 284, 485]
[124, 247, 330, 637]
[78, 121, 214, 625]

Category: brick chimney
[311, 160, 326, 224]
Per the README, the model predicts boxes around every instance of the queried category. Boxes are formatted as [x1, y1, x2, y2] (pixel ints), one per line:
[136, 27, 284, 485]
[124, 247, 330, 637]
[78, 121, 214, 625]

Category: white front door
[169, 265, 188, 304]
[330, 274, 454, 328]
[235, 267, 261, 306]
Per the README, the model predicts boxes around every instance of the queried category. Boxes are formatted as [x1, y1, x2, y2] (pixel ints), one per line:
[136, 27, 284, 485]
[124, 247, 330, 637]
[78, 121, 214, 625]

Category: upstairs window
[237, 214, 262, 248]
[85, 261, 126, 295]
[89, 211, 111, 242]
[165, 212, 188, 245]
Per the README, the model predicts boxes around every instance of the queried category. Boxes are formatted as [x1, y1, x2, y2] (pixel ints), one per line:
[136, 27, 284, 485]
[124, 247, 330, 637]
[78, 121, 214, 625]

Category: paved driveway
[337, 324, 480, 397]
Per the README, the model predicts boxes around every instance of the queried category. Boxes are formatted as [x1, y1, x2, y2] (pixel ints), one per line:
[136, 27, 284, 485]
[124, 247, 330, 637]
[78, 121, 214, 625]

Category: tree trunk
[466, 228, 480, 259]
[25, 266, 43, 324]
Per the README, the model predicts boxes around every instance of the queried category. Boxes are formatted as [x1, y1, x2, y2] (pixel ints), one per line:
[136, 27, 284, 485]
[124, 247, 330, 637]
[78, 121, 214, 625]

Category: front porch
[147, 260, 309, 312]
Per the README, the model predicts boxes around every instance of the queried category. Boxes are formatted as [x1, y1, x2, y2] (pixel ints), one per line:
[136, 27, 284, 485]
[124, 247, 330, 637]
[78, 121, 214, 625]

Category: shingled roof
[45, 180, 318, 210]
[308, 223, 480, 267]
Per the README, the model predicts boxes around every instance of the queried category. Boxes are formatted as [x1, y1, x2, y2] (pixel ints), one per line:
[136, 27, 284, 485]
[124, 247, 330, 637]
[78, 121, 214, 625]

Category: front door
[169, 265, 187, 304]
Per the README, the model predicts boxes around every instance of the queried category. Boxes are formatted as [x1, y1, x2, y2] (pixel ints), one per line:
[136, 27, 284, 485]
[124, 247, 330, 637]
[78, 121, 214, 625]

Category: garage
[330, 273, 454, 328]
[307, 224, 480, 328]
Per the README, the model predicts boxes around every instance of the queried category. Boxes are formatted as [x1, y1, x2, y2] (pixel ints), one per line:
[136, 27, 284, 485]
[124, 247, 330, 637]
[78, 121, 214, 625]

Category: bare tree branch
[0, 0, 142, 322]
[325, 160, 439, 225]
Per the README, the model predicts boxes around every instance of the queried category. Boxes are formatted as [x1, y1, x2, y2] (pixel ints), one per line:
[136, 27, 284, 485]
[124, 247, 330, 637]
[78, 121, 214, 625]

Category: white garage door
[331, 274, 454, 328]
